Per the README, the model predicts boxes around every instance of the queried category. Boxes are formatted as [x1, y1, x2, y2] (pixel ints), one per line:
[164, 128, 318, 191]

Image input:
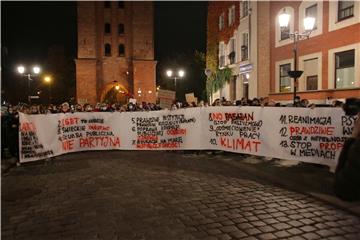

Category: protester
[60, 102, 71, 113]
[6, 106, 19, 159]
[294, 96, 301, 107]
[334, 107, 360, 201]
[300, 99, 310, 108]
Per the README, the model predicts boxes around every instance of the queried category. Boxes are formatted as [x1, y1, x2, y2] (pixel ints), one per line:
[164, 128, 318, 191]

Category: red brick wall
[208, 1, 239, 45]
[76, 1, 156, 104]
[132, 2, 154, 60]
[133, 60, 157, 103]
[75, 59, 98, 104]
[270, 89, 360, 101]
[270, 1, 360, 101]
[77, 2, 97, 58]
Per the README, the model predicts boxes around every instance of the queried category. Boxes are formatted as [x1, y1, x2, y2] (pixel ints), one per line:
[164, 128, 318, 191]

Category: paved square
[2, 151, 360, 239]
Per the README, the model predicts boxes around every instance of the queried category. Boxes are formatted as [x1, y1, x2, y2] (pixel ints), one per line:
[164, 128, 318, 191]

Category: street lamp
[166, 69, 185, 90]
[278, 9, 315, 105]
[166, 69, 185, 99]
[44, 76, 52, 104]
[17, 65, 41, 104]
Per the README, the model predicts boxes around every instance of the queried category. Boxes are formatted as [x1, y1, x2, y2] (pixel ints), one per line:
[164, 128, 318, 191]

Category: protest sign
[158, 89, 175, 100]
[19, 107, 355, 169]
[158, 89, 175, 109]
[185, 93, 196, 104]
[129, 98, 137, 104]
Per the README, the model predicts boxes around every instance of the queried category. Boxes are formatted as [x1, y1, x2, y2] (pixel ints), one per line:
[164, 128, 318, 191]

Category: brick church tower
[76, 1, 157, 104]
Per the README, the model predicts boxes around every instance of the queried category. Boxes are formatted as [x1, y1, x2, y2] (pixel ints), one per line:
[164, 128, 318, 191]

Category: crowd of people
[3, 96, 359, 201]
[1, 96, 345, 115]
[1, 96, 345, 161]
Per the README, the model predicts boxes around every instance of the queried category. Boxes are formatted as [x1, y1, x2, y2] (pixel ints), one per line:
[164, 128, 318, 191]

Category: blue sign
[239, 63, 253, 74]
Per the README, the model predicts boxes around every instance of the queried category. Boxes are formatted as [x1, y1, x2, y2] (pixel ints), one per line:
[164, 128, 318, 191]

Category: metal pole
[174, 77, 177, 101]
[27, 74, 31, 104]
[293, 34, 298, 105]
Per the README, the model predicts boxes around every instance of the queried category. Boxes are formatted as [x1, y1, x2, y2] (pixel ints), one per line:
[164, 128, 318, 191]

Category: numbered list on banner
[129, 110, 198, 150]
[206, 107, 263, 155]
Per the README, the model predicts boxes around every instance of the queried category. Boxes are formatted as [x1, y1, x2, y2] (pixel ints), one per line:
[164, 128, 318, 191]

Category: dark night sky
[1, 1, 207, 104]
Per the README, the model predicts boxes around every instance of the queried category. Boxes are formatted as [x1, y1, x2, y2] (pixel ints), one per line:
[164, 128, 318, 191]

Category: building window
[303, 58, 318, 90]
[306, 76, 318, 90]
[118, 44, 125, 57]
[219, 13, 225, 30]
[280, 25, 290, 41]
[105, 23, 111, 34]
[118, 24, 124, 35]
[104, 1, 111, 8]
[335, 49, 355, 88]
[241, 32, 249, 61]
[105, 43, 111, 56]
[228, 38, 236, 64]
[219, 43, 226, 68]
[305, 4, 317, 29]
[279, 63, 291, 92]
[228, 5, 235, 26]
[118, 1, 124, 8]
[338, 1, 354, 21]
[240, 1, 249, 19]
[276, 7, 294, 47]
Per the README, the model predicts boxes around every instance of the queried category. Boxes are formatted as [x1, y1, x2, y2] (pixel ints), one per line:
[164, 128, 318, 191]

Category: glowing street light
[44, 76, 52, 103]
[17, 64, 42, 104]
[33, 66, 41, 74]
[178, 70, 185, 78]
[166, 70, 173, 77]
[278, 9, 315, 105]
[17, 66, 25, 74]
[166, 68, 185, 100]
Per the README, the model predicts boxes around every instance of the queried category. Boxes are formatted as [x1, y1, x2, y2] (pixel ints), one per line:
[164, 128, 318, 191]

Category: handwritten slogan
[205, 108, 262, 153]
[130, 114, 197, 149]
[19, 107, 355, 168]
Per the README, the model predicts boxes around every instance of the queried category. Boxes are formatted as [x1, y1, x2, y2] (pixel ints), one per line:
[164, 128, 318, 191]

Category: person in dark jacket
[6, 106, 19, 159]
[334, 112, 360, 201]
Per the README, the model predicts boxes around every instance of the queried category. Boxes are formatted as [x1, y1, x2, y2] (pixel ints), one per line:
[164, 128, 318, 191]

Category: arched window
[104, 23, 111, 34]
[105, 43, 111, 56]
[118, 44, 125, 57]
[118, 24, 125, 35]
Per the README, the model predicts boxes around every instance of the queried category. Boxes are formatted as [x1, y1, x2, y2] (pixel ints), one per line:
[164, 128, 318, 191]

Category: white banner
[19, 107, 356, 168]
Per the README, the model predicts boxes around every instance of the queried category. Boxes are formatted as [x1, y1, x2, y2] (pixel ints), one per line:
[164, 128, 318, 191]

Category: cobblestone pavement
[2, 151, 360, 240]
